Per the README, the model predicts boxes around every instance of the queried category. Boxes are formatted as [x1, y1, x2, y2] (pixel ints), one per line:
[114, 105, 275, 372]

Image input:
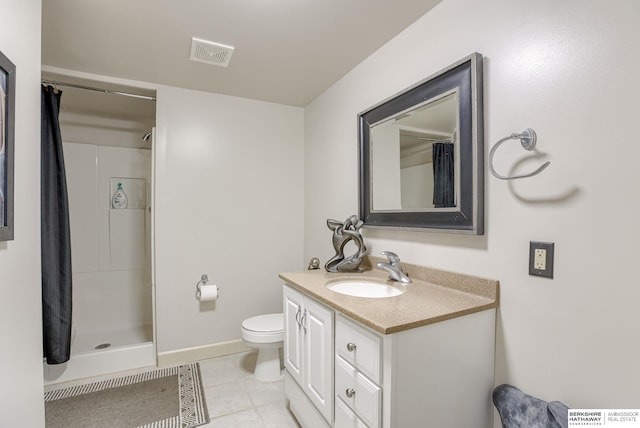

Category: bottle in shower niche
[112, 183, 128, 209]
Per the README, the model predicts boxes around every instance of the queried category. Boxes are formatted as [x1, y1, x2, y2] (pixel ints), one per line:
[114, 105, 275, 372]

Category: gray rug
[45, 363, 209, 428]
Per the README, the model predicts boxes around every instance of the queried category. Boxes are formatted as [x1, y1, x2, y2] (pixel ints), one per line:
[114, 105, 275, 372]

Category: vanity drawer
[336, 314, 381, 383]
[335, 396, 368, 428]
[335, 355, 381, 428]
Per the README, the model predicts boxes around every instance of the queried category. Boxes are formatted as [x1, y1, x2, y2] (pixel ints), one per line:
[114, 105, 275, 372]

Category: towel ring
[489, 128, 550, 180]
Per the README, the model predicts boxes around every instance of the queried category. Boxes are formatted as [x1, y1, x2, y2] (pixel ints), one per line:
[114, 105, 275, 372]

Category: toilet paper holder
[196, 274, 209, 291]
[196, 273, 219, 297]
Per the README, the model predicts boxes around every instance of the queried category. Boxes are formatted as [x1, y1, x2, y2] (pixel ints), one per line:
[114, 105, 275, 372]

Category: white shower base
[43, 324, 155, 385]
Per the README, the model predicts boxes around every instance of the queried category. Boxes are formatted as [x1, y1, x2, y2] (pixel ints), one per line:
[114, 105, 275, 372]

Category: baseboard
[157, 339, 253, 367]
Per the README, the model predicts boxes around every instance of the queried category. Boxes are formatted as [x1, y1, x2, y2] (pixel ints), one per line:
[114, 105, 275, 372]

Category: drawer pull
[346, 342, 357, 352]
[345, 388, 356, 398]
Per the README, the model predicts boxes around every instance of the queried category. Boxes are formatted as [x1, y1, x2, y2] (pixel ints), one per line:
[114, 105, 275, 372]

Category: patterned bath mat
[45, 363, 209, 428]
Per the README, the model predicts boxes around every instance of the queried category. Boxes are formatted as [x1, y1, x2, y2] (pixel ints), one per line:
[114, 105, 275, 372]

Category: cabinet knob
[345, 388, 356, 398]
[346, 342, 357, 352]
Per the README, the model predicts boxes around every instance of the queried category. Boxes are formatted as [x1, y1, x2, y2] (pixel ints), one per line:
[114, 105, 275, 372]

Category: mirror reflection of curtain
[41, 85, 72, 364]
[432, 142, 455, 208]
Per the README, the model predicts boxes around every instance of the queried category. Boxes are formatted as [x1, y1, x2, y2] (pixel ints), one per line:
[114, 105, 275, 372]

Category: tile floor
[44, 350, 301, 428]
[198, 350, 300, 427]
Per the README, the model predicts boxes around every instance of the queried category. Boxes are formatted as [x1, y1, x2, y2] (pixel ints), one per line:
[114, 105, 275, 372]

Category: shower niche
[109, 177, 148, 271]
[43, 75, 156, 384]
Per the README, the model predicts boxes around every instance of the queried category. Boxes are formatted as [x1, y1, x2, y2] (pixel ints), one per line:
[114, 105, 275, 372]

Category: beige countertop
[279, 257, 499, 335]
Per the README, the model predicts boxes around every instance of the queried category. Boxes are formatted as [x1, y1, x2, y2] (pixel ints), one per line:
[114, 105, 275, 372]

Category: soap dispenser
[112, 182, 128, 209]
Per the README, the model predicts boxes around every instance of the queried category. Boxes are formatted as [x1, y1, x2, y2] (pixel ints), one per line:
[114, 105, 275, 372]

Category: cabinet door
[304, 296, 334, 423]
[283, 286, 304, 387]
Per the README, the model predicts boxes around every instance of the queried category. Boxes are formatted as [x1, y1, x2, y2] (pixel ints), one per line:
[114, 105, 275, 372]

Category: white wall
[0, 0, 45, 426]
[60, 112, 155, 150]
[305, 0, 640, 414]
[401, 164, 433, 209]
[371, 123, 401, 210]
[154, 86, 304, 355]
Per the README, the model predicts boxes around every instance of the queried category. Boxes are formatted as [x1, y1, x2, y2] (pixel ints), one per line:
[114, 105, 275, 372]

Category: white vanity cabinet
[281, 266, 498, 428]
[284, 285, 334, 427]
[335, 309, 496, 428]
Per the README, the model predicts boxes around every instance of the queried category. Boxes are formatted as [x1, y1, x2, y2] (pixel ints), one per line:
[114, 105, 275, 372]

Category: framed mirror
[358, 53, 484, 234]
[0, 49, 15, 242]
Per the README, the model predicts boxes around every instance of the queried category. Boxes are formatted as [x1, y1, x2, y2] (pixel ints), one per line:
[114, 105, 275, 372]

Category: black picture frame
[0, 50, 15, 241]
[358, 53, 484, 234]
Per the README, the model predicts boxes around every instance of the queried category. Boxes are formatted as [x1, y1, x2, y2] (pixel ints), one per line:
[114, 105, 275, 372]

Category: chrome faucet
[376, 251, 411, 284]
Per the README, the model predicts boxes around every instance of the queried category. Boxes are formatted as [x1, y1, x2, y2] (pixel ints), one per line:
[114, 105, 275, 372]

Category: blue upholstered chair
[493, 384, 569, 428]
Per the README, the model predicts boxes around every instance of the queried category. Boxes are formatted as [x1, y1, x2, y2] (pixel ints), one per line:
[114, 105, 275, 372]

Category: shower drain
[95, 343, 111, 350]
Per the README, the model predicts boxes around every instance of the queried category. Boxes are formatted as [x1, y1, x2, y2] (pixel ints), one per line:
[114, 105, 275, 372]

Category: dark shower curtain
[432, 142, 455, 208]
[41, 85, 72, 364]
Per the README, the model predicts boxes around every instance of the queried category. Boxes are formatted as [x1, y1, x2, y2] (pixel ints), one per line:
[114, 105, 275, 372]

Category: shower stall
[43, 77, 157, 384]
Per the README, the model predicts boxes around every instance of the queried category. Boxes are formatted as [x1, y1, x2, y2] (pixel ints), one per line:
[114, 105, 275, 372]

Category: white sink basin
[327, 280, 405, 298]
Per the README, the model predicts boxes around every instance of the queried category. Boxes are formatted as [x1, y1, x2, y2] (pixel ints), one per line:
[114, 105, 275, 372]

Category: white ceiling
[42, 0, 441, 108]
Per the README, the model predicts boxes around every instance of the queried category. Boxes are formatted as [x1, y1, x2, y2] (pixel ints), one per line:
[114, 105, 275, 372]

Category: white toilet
[241, 313, 284, 382]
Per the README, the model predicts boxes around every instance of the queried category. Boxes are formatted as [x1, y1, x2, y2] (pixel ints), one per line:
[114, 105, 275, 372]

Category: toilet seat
[241, 313, 284, 344]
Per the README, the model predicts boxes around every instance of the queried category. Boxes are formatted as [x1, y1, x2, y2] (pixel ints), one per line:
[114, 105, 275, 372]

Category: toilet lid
[242, 313, 283, 333]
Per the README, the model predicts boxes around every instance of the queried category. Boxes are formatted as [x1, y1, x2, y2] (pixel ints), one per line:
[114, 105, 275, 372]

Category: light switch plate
[529, 241, 554, 278]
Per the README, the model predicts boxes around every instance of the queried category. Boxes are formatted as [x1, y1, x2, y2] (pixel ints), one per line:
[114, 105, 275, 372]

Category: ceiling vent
[189, 37, 234, 67]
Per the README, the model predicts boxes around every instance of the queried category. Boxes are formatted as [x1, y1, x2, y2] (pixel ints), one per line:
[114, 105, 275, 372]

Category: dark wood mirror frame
[0, 49, 15, 242]
[358, 53, 484, 234]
